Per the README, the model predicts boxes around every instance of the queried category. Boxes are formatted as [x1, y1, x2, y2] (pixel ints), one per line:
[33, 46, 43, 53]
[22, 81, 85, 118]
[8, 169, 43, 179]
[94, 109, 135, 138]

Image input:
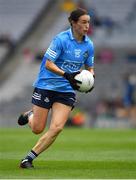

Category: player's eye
[82, 21, 90, 24]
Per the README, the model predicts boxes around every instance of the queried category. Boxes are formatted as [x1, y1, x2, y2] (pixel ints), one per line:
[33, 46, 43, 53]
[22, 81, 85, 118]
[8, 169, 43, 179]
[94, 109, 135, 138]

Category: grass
[0, 127, 136, 179]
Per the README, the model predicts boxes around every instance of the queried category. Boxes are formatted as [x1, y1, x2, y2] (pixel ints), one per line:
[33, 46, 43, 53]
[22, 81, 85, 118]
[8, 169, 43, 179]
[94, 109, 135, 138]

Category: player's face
[73, 15, 90, 36]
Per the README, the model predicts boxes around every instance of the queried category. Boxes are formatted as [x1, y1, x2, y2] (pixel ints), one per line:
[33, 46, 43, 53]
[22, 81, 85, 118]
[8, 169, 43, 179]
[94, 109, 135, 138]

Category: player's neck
[72, 29, 83, 42]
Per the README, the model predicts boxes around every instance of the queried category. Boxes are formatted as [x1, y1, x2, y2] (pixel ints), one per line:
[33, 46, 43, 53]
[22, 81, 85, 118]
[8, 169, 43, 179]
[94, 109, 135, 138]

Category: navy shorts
[32, 88, 76, 109]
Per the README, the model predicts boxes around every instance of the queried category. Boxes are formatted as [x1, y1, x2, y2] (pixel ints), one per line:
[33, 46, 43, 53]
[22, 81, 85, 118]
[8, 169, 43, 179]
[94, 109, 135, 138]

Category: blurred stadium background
[0, 0, 136, 128]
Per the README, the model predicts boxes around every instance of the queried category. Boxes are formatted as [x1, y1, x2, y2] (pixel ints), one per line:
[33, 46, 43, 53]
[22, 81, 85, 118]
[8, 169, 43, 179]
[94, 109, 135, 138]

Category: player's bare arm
[85, 65, 94, 76]
[46, 59, 65, 76]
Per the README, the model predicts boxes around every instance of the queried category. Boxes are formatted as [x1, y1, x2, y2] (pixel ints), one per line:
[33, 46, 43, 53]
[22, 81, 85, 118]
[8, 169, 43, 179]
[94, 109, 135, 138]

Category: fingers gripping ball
[74, 70, 94, 92]
[63, 71, 81, 90]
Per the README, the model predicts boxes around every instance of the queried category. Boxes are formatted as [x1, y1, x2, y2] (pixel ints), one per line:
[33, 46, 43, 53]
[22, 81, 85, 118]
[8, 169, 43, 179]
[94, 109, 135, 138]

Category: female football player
[18, 8, 95, 168]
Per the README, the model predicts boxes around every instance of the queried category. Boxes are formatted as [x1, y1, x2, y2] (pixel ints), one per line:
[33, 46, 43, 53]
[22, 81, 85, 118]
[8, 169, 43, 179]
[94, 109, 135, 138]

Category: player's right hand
[63, 71, 82, 90]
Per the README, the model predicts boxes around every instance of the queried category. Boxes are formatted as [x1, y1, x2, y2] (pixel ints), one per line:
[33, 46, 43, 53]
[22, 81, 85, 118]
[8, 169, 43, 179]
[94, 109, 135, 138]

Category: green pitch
[0, 127, 136, 179]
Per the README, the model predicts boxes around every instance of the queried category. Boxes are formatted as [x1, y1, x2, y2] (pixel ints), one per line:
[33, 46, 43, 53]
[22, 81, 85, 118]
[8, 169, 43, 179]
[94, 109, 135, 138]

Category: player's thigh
[32, 104, 49, 129]
[50, 102, 72, 130]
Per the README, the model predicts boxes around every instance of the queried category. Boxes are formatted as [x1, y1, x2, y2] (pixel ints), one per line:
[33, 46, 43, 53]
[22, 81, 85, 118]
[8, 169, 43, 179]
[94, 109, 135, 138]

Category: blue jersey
[34, 28, 94, 93]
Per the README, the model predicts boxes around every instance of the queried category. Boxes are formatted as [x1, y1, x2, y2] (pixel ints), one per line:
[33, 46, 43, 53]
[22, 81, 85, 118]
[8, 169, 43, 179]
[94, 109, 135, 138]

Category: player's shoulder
[86, 36, 94, 47]
[55, 29, 70, 42]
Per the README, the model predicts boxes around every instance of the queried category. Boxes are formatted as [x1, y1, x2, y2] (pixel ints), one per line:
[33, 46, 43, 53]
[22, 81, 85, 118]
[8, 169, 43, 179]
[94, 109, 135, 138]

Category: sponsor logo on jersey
[61, 60, 82, 72]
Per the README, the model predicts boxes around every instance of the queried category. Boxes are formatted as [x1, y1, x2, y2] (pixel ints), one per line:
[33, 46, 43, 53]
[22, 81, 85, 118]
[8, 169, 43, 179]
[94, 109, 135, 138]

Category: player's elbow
[45, 59, 53, 71]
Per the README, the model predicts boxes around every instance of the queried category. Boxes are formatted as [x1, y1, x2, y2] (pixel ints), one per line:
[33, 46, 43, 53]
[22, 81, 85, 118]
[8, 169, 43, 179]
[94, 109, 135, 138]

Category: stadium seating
[0, 0, 49, 65]
[39, 12, 69, 50]
[0, 46, 8, 63]
[83, 0, 136, 48]
[84, 0, 135, 23]
[0, 0, 49, 41]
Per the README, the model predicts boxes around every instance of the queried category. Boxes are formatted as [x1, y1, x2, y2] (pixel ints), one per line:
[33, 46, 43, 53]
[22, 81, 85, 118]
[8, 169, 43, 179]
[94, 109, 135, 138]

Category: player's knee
[51, 126, 63, 136]
[32, 126, 44, 134]
[55, 126, 63, 134]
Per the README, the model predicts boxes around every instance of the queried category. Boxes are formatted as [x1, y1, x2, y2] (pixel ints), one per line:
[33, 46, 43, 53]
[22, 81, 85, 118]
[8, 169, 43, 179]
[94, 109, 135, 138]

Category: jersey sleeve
[44, 36, 62, 62]
[84, 42, 94, 67]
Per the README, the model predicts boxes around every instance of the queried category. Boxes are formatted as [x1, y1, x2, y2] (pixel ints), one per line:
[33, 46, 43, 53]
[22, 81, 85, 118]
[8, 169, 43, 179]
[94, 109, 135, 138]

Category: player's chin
[83, 31, 88, 35]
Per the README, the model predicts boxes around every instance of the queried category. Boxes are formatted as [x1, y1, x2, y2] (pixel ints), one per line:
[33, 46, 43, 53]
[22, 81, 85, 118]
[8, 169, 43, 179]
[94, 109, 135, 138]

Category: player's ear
[71, 20, 75, 26]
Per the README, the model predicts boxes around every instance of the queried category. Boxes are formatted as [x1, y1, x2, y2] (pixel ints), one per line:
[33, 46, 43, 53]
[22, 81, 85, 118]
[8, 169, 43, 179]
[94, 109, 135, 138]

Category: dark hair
[68, 8, 88, 25]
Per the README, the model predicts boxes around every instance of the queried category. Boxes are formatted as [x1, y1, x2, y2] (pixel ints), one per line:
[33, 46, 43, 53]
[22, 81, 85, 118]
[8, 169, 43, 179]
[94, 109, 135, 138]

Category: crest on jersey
[74, 49, 81, 58]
